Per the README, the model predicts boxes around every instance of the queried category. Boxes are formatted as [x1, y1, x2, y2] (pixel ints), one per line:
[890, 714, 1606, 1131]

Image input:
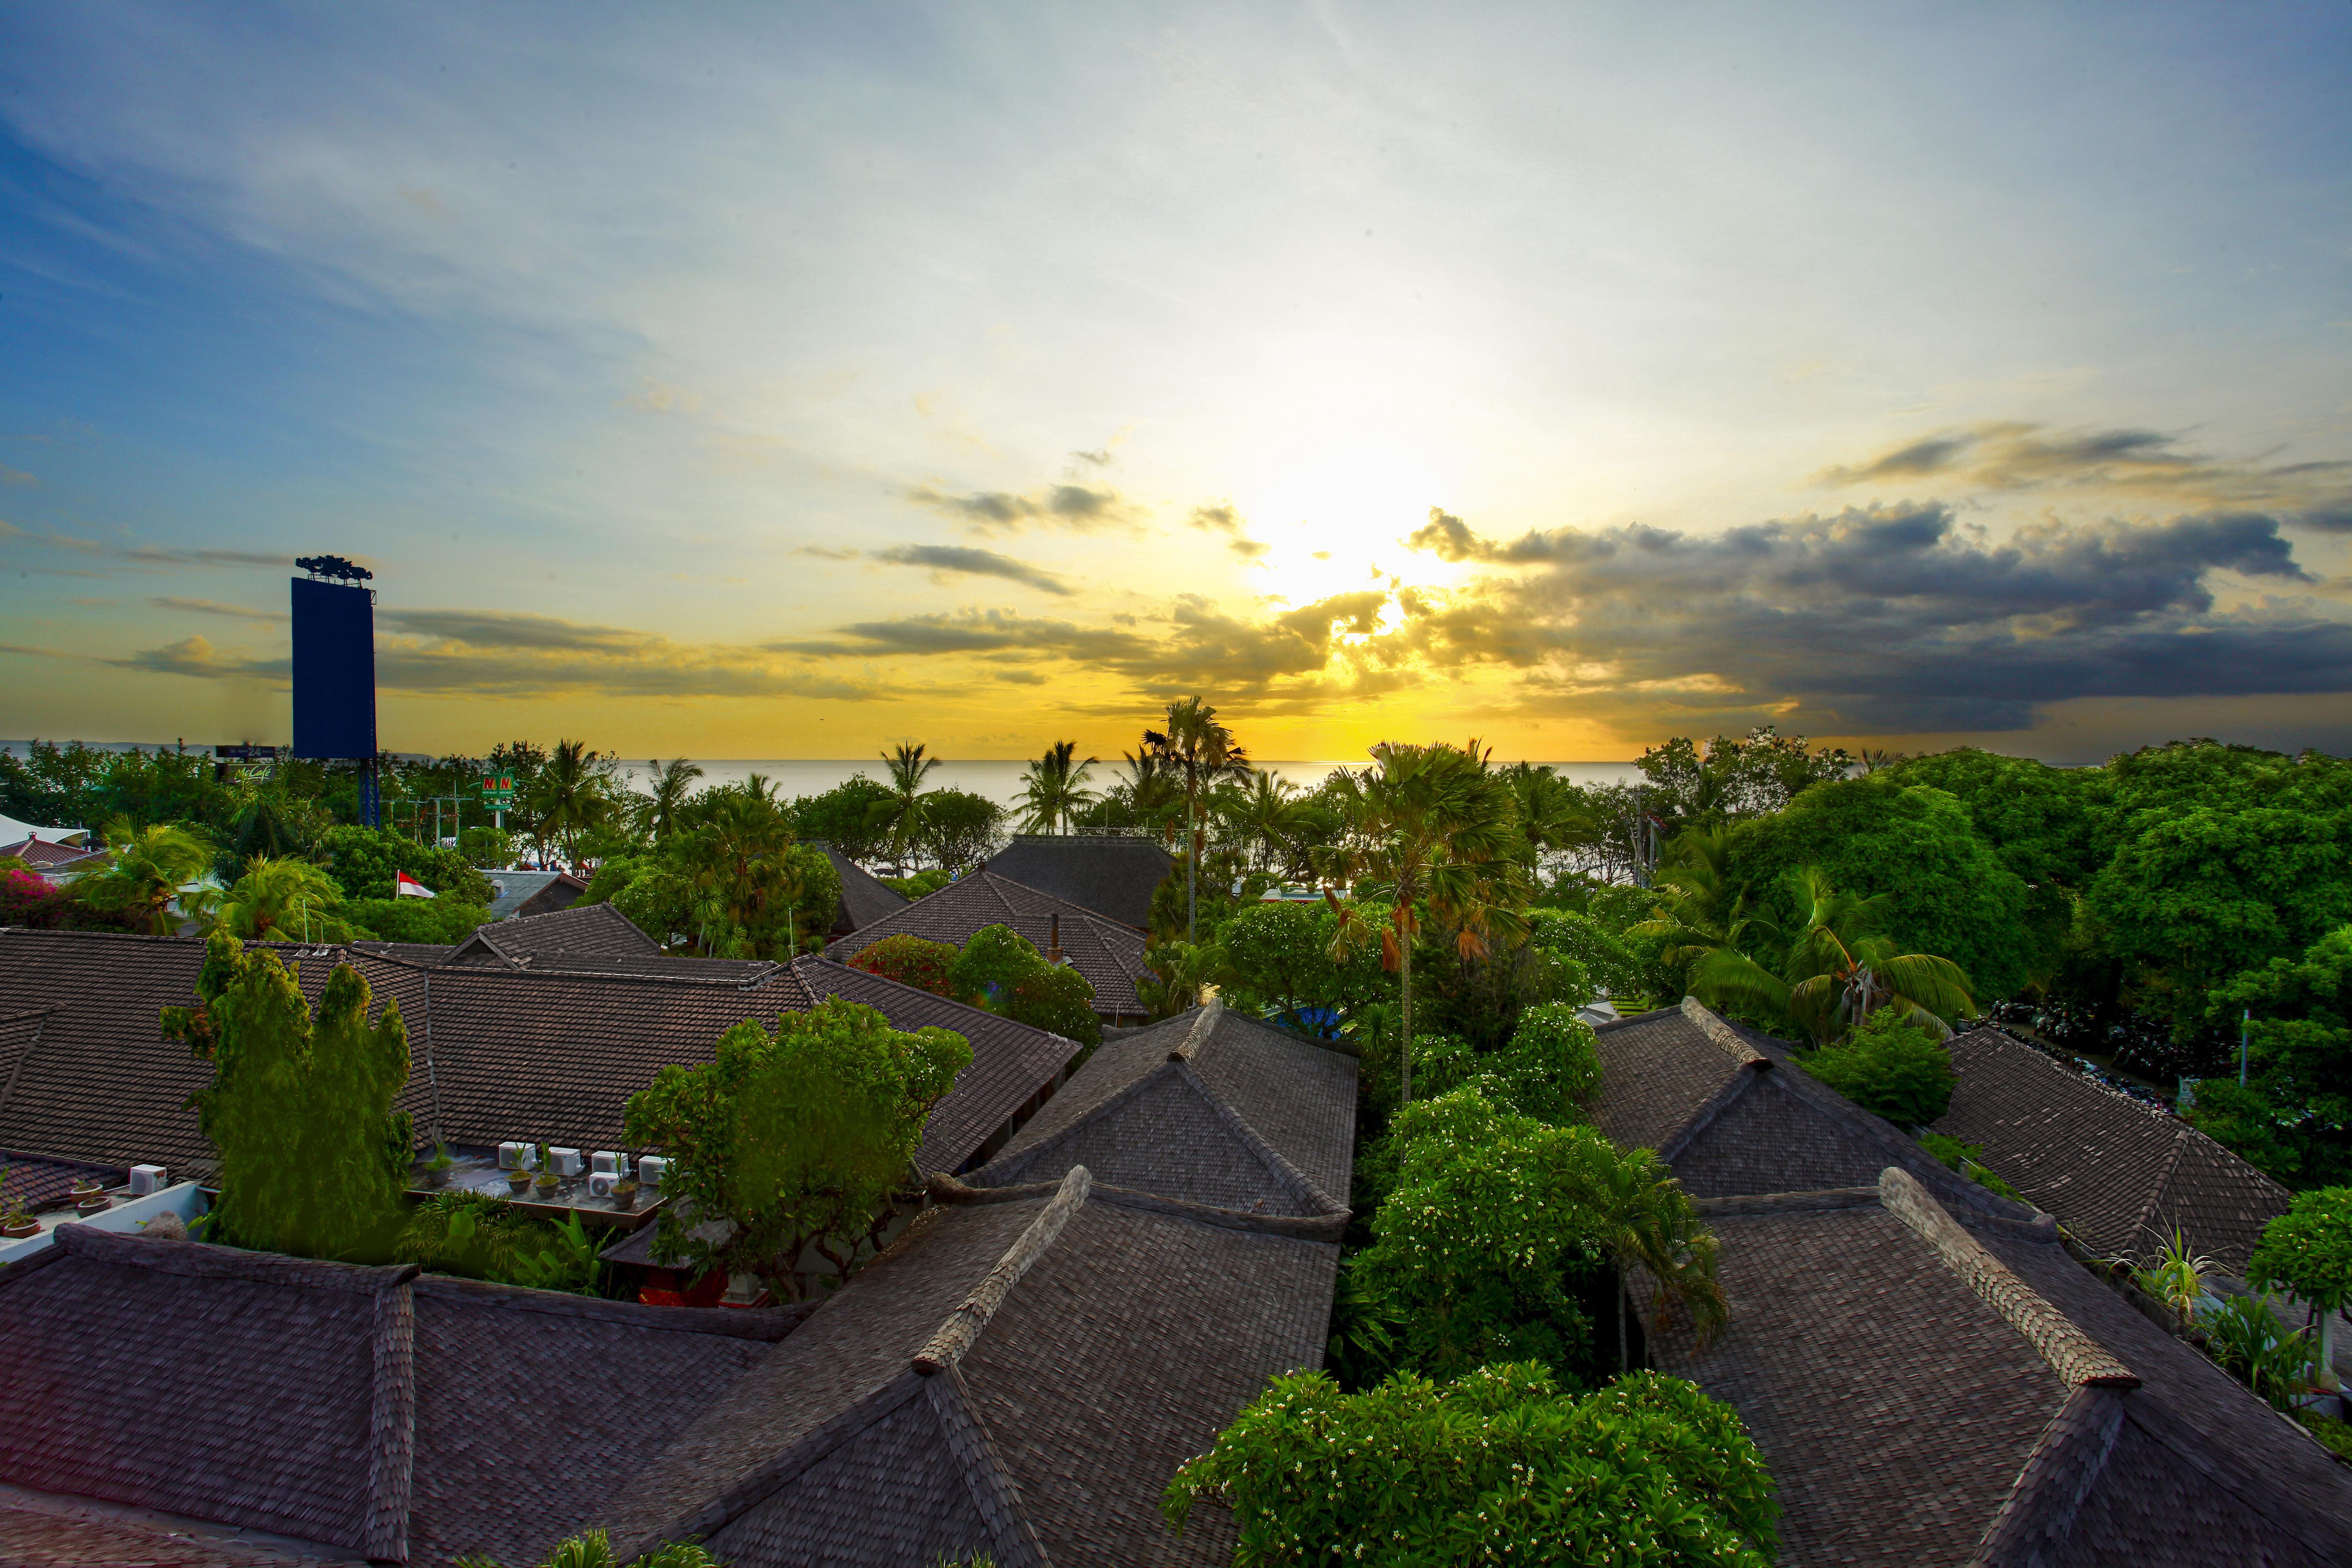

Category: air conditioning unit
[498, 1142, 537, 1171]
[128, 1165, 168, 1196]
[638, 1155, 669, 1189]
[549, 1147, 584, 1177]
[591, 1150, 623, 1175]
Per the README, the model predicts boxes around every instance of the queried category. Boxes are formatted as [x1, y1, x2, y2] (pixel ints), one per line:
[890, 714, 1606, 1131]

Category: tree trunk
[1400, 934, 1413, 1106]
[1186, 787, 1199, 945]
[2323, 1305, 2343, 1393]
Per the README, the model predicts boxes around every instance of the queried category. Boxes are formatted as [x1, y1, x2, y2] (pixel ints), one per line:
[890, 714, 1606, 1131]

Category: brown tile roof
[0, 837, 108, 874]
[591, 1167, 1338, 1568]
[0, 1502, 355, 1566]
[977, 835, 1174, 930]
[967, 1001, 1357, 1226]
[1934, 1026, 2293, 1272]
[824, 871, 1151, 1019]
[443, 900, 661, 967]
[0, 1144, 123, 1212]
[1590, 999, 1761, 1155]
[807, 842, 909, 934]
[0, 1224, 797, 1567]
[0, 931, 1080, 1187]
[1640, 1167, 2352, 1566]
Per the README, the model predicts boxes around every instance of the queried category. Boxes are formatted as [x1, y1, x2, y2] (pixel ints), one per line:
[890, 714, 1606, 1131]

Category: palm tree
[1143, 697, 1253, 944]
[1109, 748, 1185, 843]
[1321, 740, 1531, 1104]
[214, 856, 351, 943]
[1630, 827, 1781, 971]
[867, 743, 941, 874]
[70, 818, 214, 935]
[1218, 771, 1313, 878]
[676, 789, 805, 957]
[1566, 1138, 1728, 1357]
[532, 740, 611, 869]
[641, 758, 704, 842]
[1016, 741, 1099, 835]
[1685, 865, 1976, 1041]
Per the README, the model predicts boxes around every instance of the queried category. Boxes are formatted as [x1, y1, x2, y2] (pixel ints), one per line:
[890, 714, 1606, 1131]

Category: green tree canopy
[919, 787, 1007, 874]
[1163, 1363, 1779, 1568]
[343, 896, 496, 945]
[1217, 899, 1391, 1037]
[215, 856, 358, 943]
[846, 932, 960, 995]
[1796, 1006, 1958, 1125]
[163, 931, 413, 1256]
[319, 824, 496, 904]
[946, 923, 1102, 1044]
[2248, 1187, 2352, 1391]
[789, 775, 898, 863]
[70, 817, 214, 935]
[2195, 926, 2352, 1188]
[623, 996, 972, 1295]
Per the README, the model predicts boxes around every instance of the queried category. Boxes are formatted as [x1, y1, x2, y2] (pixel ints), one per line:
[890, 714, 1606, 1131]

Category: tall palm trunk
[1399, 935, 1413, 1105]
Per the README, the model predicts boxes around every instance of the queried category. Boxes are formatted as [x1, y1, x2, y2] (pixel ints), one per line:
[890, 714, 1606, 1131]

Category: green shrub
[344, 897, 495, 945]
[946, 924, 1101, 1045]
[1918, 1132, 2024, 1202]
[1163, 1362, 1779, 1567]
[1799, 1007, 1957, 1125]
[2300, 1411, 2352, 1462]
[319, 825, 495, 904]
[848, 932, 960, 995]
[1531, 908, 1650, 1009]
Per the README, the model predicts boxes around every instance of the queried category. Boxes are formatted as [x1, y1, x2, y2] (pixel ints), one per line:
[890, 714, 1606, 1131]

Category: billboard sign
[290, 575, 377, 760]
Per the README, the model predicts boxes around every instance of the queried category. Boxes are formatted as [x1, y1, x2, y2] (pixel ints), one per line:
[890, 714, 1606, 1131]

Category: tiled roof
[0, 1223, 797, 1567]
[790, 955, 1084, 1175]
[1590, 1000, 1761, 1155]
[0, 931, 1081, 1188]
[1934, 1026, 2293, 1271]
[444, 900, 661, 967]
[807, 842, 909, 934]
[481, 870, 587, 921]
[825, 871, 1151, 1020]
[968, 1000, 1357, 1227]
[977, 835, 1174, 930]
[1639, 1167, 2352, 1565]
[0, 1503, 352, 1566]
[589, 1167, 1339, 1568]
[0, 1143, 123, 1212]
[1, 837, 108, 873]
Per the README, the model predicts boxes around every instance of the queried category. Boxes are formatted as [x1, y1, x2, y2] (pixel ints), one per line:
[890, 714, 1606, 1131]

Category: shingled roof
[807, 841, 909, 935]
[977, 836, 1173, 930]
[0, 1224, 803, 1568]
[481, 869, 588, 921]
[1595, 999, 2032, 1224]
[1934, 1025, 2293, 1272]
[588, 1166, 1339, 1568]
[825, 871, 1151, 1021]
[0, 929, 1081, 1186]
[1639, 1167, 2352, 1565]
[442, 900, 662, 968]
[967, 1000, 1356, 1231]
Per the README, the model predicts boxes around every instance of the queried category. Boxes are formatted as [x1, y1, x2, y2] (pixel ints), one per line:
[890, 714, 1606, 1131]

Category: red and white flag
[395, 871, 436, 899]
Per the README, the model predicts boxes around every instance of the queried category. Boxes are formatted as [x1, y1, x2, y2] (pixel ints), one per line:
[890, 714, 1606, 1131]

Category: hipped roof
[824, 871, 1150, 1018]
[977, 836, 1173, 931]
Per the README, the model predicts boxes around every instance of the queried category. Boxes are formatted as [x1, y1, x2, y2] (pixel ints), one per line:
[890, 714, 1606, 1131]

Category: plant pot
[533, 1183, 560, 1200]
[424, 1168, 451, 1189]
[611, 1189, 639, 1212]
[506, 1174, 534, 1195]
[75, 1196, 111, 1215]
[2, 1220, 38, 1239]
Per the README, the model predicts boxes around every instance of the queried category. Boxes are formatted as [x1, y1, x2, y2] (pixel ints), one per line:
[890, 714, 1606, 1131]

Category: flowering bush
[848, 932, 959, 995]
[1163, 1362, 1778, 1566]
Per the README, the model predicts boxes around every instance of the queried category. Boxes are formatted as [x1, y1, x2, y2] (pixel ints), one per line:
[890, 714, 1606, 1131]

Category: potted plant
[1, 1199, 36, 1239]
[424, 1145, 456, 1190]
[533, 1168, 561, 1199]
[71, 1177, 110, 1215]
[506, 1162, 535, 1195]
[611, 1178, 640, 1212]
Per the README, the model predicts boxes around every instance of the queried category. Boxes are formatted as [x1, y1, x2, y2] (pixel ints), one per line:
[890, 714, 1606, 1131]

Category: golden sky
[3, 5, 2349, 765]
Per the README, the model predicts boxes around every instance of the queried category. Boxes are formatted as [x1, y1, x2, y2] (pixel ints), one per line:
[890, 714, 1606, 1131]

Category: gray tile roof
[591, 1167, 1339, 1568]
[444, 900, 662, 968]
[0, 931, 1077, 1191]
[807, 842, 909, 934]
[1934, 1026, 2293, 1272]
[825, 871, 1150, 1020]
[0, 1223, 797, 1567]
[481, 870, 588, 921]
[977, 836, 1174, 930]
[1638, 1168, 2352, 1566]
[967, 1001, 1357, 1227]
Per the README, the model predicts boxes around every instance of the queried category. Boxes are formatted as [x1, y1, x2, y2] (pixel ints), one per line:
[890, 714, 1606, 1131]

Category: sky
[1, 2, 2349, 766]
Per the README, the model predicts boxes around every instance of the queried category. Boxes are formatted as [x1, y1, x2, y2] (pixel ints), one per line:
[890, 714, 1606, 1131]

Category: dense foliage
[623, 997, 971, 1296]
[1163, 1363, 1779, 1567]
[1214, 900, 1390, 1037]
[2192, 927, 2352, 1187]
[1797, 1007, 1958, 1126]
[164, 932, 412, 1257]
[318, 825, 496, 903]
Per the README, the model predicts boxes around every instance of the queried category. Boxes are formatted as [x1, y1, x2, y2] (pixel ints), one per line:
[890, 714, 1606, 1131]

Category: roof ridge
[1879, 1166, 2137, 1388]
[2125, 1121, 2195, 1256]
[363, 1277, 415, 1563]
[1965, 1382, 2128, 1565]
[913, 1164, 1091, 1375]
[39, 1224, 423, 1295]
[1168, 998, 1223, 1061]
[1171, 1057, 1344, 1214]
[1693, 1186, 1881, 1217]
[1679, 997, 1772, 1069]
[410, 1272, 808, 1337]
[923, 1362, 1050, 1568]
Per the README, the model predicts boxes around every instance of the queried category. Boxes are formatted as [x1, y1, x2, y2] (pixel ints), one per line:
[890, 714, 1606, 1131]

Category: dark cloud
[107, 635, 288, 681]
[1070, 447, 1114, 467]
[0, 521, 291, 570]
[1818, 434, 1978, 482]
[379, 609, 651, 652]
[1406, 507, 1598, 565]
[1190, 503, 1243, 533]
[870, 544, 1071, 596]
[909, 482, 1125, 532]
[1229, 538, 1271, 560]
[1402, 502, 2346, 731]
[154, 596, 289, 622]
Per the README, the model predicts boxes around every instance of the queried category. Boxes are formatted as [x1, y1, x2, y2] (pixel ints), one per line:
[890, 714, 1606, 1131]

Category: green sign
[481, 774, 516, 808]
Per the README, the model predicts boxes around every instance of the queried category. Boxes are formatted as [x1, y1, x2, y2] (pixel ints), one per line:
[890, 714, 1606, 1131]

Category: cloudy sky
[3, 2, 2348, 763]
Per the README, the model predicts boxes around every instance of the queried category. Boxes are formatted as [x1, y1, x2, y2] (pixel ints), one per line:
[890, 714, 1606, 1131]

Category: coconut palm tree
[1565, 1137, 1728, 1358]
[641, 758, 704, 843]
[1016, 742, 1099, 835]
[532, 740, 611, 869]
[1321, 740, 1531, 1104]
[70, 818, 215, 935]
[867, 743, 942, 874]
[214, 857, 352, 943]
[1686, 865, 1975, 1042]
[1143, 697, 1254, 943]
[1629, 827, 1782, 972]
[1217, 771, 1315, 878]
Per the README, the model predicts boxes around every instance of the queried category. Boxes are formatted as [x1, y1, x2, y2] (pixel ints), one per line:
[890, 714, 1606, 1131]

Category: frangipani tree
[1683, 865, 1975, 1043]
[2249, 1186, 2352, 1393]
[1320, 740, 1530, 1104]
